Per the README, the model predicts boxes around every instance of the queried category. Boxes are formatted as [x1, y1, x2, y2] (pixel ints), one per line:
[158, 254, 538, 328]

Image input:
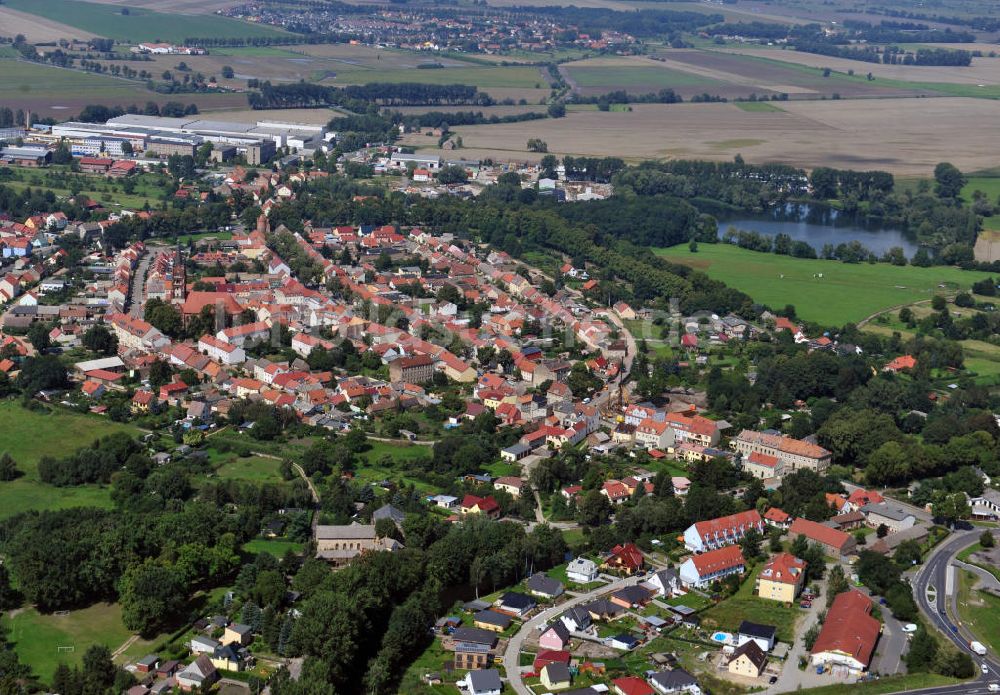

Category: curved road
[911, 528, 1000, 694]
[502, 575, 639, 695]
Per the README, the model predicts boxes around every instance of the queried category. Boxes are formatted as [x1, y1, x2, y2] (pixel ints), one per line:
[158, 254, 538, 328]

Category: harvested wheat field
[717, 46, 1000, 87]
[0, 6, 99, 42]
[438, 97, 1000, 174]
[79, 0, 237, 12]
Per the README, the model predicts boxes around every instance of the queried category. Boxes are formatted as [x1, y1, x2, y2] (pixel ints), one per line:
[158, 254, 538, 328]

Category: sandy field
[718, 47, 1000, 86]
[0, 6, 98, 42]
[437, 97, 1000, 174]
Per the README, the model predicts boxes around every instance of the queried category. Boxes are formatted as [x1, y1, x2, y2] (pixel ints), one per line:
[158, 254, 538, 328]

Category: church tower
[171, 240, 186, 303]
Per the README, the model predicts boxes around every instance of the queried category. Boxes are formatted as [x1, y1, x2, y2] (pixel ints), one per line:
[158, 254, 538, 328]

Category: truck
[972, 641, 988, 656]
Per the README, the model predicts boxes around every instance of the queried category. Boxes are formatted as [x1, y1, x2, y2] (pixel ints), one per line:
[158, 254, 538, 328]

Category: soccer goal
[57, 646, 75, 653]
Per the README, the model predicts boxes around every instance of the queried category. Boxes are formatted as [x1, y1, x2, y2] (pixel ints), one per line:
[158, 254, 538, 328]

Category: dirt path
[111, 634, 139, 660]
[856, 297, 936, 328]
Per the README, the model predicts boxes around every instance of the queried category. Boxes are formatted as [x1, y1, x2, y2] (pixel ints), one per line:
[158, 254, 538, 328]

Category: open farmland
[2, 0, 284, 42]
[0, 5, 99, 42]
[715, 46, 1000, 89]
[438, 97, 1000, 174]
[652, 49, 931, 98]
[654, 243, 993, 325]
[0, 58, 247, 118]
[75, 0, 238, 12]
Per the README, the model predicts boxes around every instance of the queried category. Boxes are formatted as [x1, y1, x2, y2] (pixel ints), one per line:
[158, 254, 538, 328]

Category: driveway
[762, 573, 830, 693]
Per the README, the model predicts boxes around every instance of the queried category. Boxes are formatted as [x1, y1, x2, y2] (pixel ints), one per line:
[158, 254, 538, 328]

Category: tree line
[248, 82, 492, 110]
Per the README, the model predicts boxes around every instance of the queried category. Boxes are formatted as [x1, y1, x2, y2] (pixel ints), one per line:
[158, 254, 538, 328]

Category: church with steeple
[171, 240, 186, 303]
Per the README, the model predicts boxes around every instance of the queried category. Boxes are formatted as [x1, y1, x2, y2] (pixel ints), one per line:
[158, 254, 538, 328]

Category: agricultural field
[442, 98, 1000, 174]
[0, 5, 99, 42]
[0, 401, 141, 519]
[2, 0, 284, 42]
[716, 45, 1000, 89]
[654, 243, 993, 325]
[561, 56, 736, 98]
[0, 57, 246, 118]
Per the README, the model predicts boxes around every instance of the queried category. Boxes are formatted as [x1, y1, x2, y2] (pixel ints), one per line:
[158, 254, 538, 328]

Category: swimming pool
[711, 631, 732, 644]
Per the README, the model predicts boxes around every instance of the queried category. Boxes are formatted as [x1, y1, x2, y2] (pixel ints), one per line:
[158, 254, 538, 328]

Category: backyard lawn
[698, 564, 801, 642]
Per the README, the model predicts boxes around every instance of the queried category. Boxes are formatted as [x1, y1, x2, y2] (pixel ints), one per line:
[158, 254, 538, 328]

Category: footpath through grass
[656, 243, 992, 325]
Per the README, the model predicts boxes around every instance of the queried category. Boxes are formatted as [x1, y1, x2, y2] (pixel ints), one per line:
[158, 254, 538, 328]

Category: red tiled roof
[609, 543, 644, 570]
[789, 517, 852, 553]
[693, 509, 763, 542]
[690, 545, 745, 576]
[764, 507, 790, 523]
[612, 676, 655, 695]
[759, 552, 806, 585]
[811, 590, 879, 667]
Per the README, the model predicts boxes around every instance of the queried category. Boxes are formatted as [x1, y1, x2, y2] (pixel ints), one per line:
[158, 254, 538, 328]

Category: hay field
[441, 97, 1000, 174]
[0, 58, 246, 117]
[0, 5, 98, 42]
[76, 0, 237, 12]
[717, 46, 1000, 87]
[2, 0, 284, 43]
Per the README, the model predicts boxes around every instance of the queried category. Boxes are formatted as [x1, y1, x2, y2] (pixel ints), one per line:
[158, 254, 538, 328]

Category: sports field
[3, 0, 284, 42]
[655, 243, 993, 325]
[0, 401, 140, 518]
[2, 604, 130, 681]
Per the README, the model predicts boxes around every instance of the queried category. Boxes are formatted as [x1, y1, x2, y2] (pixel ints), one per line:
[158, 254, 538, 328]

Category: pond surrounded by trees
[718, 204, 919, 258]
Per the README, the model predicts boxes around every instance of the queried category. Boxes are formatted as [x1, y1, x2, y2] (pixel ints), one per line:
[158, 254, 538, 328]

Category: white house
[678, 546, 745, 589]
[683, 509, 764, 553]
[462, 669, 502, 695]
[566, 557, 599, 584]
[645, 568, 682, 598]
[198, 334, 246, 365]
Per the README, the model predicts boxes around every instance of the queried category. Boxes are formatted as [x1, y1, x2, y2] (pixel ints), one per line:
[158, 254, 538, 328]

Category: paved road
[501, 575, 637, 695]
[126, 247, 151, 317]
[912, 528, 1000, 691]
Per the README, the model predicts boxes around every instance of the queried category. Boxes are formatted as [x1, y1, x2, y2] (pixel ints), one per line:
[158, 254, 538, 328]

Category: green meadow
[656, 243, 992, 325]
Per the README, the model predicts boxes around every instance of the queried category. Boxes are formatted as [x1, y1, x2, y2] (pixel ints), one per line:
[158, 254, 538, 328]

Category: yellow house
[540, 663, 572, 691]
[728, 641, 767, 678]
[223, 623, 253, 646]
[756, 552, 807, 603]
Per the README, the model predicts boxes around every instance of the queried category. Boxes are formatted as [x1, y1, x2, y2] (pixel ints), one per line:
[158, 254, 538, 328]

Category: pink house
[539, 622, 570, 650]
